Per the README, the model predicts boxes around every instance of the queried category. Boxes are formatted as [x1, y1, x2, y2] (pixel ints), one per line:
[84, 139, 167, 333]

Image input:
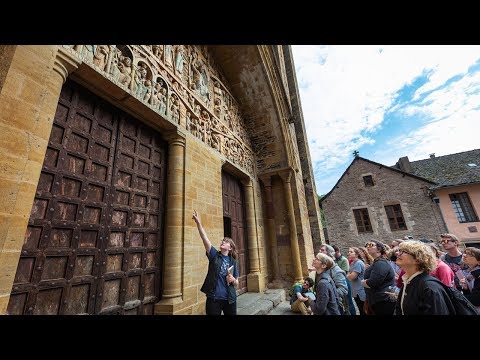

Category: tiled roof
[408, 149, 480, 188]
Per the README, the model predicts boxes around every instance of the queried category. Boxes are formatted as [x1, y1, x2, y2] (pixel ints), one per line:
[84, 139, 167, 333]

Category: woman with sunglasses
[394, 241, 452, 315]
[361, 240, 395, 315]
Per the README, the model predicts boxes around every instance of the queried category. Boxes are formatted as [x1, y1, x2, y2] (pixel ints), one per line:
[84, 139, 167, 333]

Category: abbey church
[0, 45, 323, 314]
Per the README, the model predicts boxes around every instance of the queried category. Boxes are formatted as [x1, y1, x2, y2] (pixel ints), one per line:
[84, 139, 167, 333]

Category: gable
[321, 157, 434, 203]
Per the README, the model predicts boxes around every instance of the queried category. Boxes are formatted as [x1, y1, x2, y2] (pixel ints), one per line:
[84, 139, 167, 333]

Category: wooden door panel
[222, 171, 248, 295]
[8, 80, 167, 315]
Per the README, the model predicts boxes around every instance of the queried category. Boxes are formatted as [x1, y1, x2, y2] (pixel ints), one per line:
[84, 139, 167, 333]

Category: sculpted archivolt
[67, 45, 255, 176]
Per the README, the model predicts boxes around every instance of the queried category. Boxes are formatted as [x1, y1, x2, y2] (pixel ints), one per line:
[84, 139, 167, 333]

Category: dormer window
[363, 175, 374, 187]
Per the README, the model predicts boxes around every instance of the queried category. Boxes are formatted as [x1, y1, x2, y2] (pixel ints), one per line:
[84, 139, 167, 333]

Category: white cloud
[292, 45, 480, 194]
[391, 70, 480, 161]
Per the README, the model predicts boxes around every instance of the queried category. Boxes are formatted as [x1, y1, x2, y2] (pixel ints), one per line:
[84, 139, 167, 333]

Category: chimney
[429, 153, 435, 158]
[396, 156, 412, 173]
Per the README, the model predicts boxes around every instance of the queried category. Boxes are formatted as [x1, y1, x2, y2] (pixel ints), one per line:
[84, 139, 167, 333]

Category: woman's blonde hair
[315, 252, 334, 270]
[399, 241, 437, 273]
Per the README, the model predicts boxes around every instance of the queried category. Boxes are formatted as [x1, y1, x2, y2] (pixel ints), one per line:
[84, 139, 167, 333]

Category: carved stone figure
[81, 45, 95, 63]
[170, 94, 180, 124]
[190, 50, 210, 102]
[158, 88, 167, 115]
[117, 56, 132, 87]
[185, 111, 191, 131]
[165, 45, 174, 69]
[93, 45, 109, 71]
[174, 45, 186, 75]
[152, 45, 163, 59]
[193, 104, 201, 117]
[188, 93, 195, 110]
[134, 64, 148, 98]
[151, 83, 162, 107]
[214, 98, 222, 117]
[143, 80, 153, 102]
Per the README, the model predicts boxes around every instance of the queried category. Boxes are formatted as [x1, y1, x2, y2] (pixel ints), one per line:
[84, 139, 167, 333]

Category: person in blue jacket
[192, 210, 239, 315]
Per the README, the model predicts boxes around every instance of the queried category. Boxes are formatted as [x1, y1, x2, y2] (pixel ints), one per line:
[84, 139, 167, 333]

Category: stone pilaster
[260, 175, 282, 287]
[279, 168, 303, 282]
[155, 129, 186, 314]
[0, 46, 80, 313]
[241, 177, 265, 292]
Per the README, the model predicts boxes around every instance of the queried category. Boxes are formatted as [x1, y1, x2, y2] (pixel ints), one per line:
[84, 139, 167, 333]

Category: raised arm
[192, 210, 212, 253]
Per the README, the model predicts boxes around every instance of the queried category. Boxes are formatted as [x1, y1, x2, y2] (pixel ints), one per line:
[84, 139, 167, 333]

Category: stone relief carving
[65, 45, 255, 176]
[93, 45, 109, 71]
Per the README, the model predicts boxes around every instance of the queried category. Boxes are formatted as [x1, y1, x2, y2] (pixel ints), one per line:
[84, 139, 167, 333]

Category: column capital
[258, 175, 272, 187]
[164, 129, 186, 146]
[278, 167, 294, 183]
[53, 47, 81, 84]
[240, 177, 253, 187]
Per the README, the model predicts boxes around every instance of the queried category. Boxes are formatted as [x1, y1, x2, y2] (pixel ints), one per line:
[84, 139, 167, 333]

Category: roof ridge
[410, 148, 480, 164]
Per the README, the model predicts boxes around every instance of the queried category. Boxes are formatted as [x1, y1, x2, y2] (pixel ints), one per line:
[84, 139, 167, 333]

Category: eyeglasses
[440, 239, 454, 244]
[463, 253, 473, 258]
[365, 242, 376, 248]
[397, 249, 415, 258]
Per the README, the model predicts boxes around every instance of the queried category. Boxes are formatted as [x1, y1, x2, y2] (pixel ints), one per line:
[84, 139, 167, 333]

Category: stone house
[0, 45, 323, 314]
[320, 155, 446, 252]
[394, 149, 480, 247]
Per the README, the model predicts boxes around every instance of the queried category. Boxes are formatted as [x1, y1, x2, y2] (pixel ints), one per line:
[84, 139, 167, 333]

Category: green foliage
[317, 194, 326, 228]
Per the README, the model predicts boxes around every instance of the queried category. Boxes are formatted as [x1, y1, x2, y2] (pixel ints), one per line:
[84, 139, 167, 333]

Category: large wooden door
[222, 171, 248, 295]
[7, 80, 167, 315]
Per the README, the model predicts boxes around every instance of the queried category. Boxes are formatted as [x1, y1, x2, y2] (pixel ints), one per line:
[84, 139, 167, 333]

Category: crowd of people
[192, 209, 479, 315]
[294, 233, 480, 315]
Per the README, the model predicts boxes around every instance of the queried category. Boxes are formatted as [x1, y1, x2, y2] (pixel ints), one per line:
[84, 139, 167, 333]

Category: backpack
[424, 277, 479, 315]
[289, 282, 303, 297]
[328, 267, 348, 314]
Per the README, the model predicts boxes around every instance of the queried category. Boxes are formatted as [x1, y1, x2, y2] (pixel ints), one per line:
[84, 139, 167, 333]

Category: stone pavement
[236, 288, 296, 315]
[237, 287, 360, 315]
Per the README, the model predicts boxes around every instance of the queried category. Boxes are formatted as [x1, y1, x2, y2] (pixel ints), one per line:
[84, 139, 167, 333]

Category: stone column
[241, 177, 265, 292]
[260, 175, 281, 286]
[279, 168, 303, 282]
[0, 46, 80, 313]
[155, 130, 186, 314]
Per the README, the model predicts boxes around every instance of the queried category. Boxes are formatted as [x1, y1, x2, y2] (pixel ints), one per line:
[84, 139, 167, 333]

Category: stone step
[237, 288, 286, 315]
[266, 300, 295, 315]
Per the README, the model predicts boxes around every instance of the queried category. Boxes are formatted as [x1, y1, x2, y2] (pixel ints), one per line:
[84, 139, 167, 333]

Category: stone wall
[0, 46, 72, 314]
[282, 46, 324, 250]
[178, 135, 224, 314]
[322, 158, 447, 253]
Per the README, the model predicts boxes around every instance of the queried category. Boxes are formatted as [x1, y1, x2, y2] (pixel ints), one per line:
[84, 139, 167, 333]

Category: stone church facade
[0, 45, 323, 314]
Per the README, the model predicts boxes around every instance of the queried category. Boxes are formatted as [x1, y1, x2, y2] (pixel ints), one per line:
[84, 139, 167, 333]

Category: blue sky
[291, 45, 480, 196]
